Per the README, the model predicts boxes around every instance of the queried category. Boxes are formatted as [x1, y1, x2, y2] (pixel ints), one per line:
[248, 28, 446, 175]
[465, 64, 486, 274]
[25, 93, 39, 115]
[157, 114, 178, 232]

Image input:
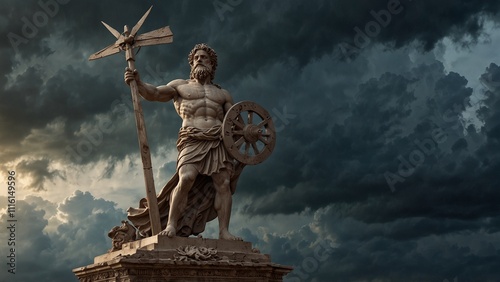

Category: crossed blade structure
[89, 6, 173, 61]
[88, 6, 173, 236]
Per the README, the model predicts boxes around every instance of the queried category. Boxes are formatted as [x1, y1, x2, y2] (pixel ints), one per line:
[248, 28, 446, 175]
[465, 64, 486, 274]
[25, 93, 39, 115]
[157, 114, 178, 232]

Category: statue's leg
[212, 169, 242, 241]
[160, 164, 198, 237]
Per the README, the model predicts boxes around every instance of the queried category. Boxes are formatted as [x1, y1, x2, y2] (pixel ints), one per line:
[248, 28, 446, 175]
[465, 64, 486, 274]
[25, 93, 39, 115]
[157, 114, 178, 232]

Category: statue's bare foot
[219, 230, 242, 241]
[159, 225, 176, 237]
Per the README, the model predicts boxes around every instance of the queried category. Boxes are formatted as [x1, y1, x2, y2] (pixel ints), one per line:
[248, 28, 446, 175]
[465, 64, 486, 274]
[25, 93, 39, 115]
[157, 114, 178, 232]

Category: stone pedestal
[73, 235, 293, 281]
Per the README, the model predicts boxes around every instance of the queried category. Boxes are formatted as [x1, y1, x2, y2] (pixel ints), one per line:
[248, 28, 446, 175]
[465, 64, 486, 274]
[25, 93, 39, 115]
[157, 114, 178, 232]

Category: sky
[1, 0, 500, 281]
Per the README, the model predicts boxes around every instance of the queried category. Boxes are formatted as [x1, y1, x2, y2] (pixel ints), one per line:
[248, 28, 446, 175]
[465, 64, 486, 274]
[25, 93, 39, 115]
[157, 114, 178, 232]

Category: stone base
[72, 235, 293, 282]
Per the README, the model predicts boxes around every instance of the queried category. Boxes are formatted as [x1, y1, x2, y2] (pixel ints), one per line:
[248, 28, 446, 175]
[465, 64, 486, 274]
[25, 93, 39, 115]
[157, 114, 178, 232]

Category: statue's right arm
[148, 79, 188, 102]
[125, 68, 186, 102]
[138, 82, 176, 102]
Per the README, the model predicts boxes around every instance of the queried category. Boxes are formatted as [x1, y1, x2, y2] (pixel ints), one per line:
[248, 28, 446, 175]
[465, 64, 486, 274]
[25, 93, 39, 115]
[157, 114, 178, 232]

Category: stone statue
[125, 43, 276, 241]
[76, 9, 291, 281]
[126, 43, 241, 240]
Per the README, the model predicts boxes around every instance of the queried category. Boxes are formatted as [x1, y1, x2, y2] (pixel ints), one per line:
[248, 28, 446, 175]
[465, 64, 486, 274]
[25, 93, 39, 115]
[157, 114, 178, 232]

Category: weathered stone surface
[125, 43, 276, 241]
[82, 11, 288, 281]
[73, 235, 292, 282]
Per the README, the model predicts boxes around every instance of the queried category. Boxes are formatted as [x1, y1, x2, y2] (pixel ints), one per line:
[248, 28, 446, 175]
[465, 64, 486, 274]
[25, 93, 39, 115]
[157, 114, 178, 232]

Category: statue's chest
[177, 84, 225, 104]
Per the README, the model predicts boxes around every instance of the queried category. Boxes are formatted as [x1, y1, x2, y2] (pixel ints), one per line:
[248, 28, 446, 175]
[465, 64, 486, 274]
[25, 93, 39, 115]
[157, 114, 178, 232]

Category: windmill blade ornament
[88, 6, 173, 236]
[89, 7, 173, 61]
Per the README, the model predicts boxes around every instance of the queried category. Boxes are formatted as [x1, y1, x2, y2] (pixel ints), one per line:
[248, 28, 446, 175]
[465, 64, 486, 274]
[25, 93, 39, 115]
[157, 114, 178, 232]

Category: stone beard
[190, 65, 212, 82]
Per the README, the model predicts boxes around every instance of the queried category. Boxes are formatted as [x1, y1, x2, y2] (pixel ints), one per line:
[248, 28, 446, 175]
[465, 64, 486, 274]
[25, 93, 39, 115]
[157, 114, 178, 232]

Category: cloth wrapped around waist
[176, 125, 231, 175]
[127, 125, 235, 237]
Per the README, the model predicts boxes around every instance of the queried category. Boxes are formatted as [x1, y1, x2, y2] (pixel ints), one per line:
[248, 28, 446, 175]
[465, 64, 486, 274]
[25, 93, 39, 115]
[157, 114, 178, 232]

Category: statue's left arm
[222, 89, 234, 114]
[221, 88, 246, 179]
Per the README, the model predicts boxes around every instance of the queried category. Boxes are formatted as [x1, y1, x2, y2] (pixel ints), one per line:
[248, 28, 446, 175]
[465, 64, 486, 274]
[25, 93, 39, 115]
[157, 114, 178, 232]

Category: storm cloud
[1, 1, 500, 281]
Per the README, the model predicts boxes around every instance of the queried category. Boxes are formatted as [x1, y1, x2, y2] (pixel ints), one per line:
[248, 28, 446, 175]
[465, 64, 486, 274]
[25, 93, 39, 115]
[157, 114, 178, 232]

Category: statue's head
[188, 43, 218, 82]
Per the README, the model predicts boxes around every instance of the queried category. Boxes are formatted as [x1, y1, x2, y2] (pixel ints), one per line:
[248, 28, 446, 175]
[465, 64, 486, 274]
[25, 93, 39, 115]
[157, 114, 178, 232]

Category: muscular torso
[173, 81, 227, 129]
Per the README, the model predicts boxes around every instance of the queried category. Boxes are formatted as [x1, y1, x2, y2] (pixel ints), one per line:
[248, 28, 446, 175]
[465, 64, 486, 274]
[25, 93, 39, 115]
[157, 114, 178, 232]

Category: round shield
[222, 101, 276, 165]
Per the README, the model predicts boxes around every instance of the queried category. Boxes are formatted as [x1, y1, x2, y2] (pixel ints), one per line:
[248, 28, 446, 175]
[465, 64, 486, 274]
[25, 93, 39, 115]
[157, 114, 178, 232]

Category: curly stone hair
[188, 43, 218, 81]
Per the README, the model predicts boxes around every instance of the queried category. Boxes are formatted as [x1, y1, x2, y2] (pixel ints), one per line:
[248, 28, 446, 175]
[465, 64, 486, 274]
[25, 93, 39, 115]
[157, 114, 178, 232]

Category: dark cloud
[237, 61, 500, 280]
[2, 0, 500, 165]
[2, 1, 500, 281]
[203, 0, 500, 79]
[4, 0, 500, 66]
[315, 206, 500, 281]
[242, 60, 489, 214]
[478, 63, 500, 139]
[15, 158, 64, 191]
[0, 191, 126, 282]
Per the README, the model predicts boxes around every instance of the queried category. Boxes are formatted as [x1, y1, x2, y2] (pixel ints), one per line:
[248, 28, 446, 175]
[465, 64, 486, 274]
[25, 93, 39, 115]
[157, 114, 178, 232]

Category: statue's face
[193, 50, 212, 70]
[190, 49, 214, 81]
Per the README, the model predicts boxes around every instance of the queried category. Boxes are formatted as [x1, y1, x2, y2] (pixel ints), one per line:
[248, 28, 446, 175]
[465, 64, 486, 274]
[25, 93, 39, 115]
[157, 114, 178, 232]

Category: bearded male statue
[125, 43, 242, 240]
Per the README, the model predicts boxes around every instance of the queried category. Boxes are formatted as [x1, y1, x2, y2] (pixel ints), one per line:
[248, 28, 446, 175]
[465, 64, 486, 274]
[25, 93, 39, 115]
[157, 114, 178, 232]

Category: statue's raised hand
[124, 67, 140, 85]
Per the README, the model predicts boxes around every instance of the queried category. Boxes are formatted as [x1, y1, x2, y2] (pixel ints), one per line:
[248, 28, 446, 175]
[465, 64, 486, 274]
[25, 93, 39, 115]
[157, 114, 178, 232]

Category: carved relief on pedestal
[174, 245, 219, 261]
[107, 220, 137, 252]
